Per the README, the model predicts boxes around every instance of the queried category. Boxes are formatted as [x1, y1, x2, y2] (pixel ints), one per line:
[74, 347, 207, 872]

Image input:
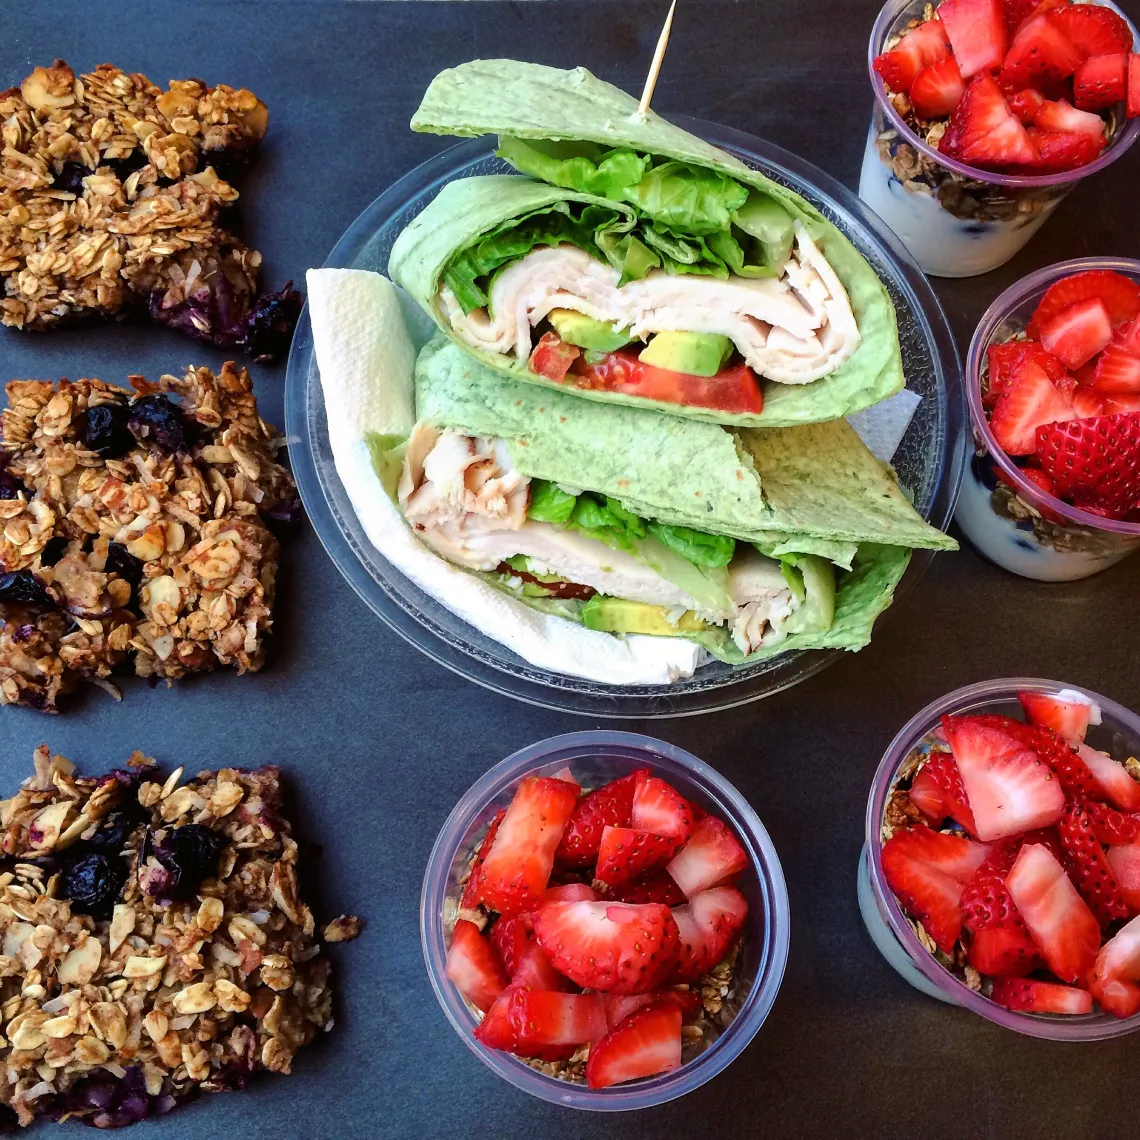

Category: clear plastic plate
[284, 120, 965, 718]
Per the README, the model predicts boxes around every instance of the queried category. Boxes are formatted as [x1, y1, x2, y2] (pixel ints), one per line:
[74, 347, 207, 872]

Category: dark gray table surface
[2, 1, 1140, 1137]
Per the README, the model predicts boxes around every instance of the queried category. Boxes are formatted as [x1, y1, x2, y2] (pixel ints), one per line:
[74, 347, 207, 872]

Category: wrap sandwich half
[389, 60, 905, 430]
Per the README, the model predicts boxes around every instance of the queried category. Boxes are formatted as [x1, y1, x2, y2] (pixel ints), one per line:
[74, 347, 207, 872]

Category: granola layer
[0, 61, 299, 358]
[0, 363, 298, 712]
[0, 747, 361, 1128]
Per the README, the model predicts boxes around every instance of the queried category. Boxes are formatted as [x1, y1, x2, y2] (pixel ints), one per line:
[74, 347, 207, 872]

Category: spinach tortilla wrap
[389, 60, 905, 429]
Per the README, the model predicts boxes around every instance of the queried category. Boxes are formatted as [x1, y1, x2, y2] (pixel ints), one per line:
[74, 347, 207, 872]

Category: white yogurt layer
[857, 127, 1056, 278]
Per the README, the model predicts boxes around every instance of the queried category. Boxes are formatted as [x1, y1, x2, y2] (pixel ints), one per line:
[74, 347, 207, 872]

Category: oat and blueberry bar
[0, 362, 299, 712]
[0, 61, 300, 358]
[0, 747, 361, 1128]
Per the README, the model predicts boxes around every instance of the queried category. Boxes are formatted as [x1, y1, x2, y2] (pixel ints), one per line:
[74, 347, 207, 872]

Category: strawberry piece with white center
[1089, 913, 1140, 1018]
[1074, 52, 1129, 111]
[666, 815, 748, 899]
[1077, 742, 1140, 810]
[1029, 269, 1140, 336]
[872, 19, 952, 94]
[939, 0, 1009, 77]
[670, 885, 750, 982]
[1129, 54, 1140, 118]
[490, 913, 572, 992]
[1039, 298, 1114, 370]
[1093, 343, 1140, 394]
[961, 842, 1043, 977]
[630, 773, 695, 848]
[533, 900, 679, 993]
[908, 762, 949, 824]
[1106, 841, 1140, 911]
[603, 988, 702, 1030]
[1034, 97, 1107, 138]
[910, 751, 978, 834]
[475, 987, 607, 1052]
[1116, 317, 1140, 358]
[595, 826, 677, 891]
[445, 919, 510, 1013]
[1046, 4, 1133, 58]
[910, 57, 967, 119]
[475, 776, 579, 915]
[942, 715, 1065, 841]
[1005, 842, 1101, 983]
[1007, 87, 1047, 123]
[1018, 689, 1099, 745]
[989, 358, 1076, 455]
[1024, 126, 1107, 174]
[985, 340, 1068, 406]
[585, 1001, 682, 1089]
[607, 867, 687, 906]
[939, 73, 1039, 167]
[543, 882, 597, 903]
[881, 825, 992, 954]
[1035, 412, 1140, 519]
[556, 769, 645, 867]
[991, 977, 1094, 1015]
[1058, 800, 1131, 928]
[460, 808, 505, 909]
[999, 14, 1087, 92]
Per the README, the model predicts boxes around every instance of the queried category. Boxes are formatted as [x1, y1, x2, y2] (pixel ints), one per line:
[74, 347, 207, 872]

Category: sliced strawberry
[446, 919, 510, 1013]
[1018, 689, 1096, 744]
[1092, 342, 1140, 394]
[1074, 52, 1129, 111]
[1029, 269, 1140, 334]
[1023, 724, 1101, 799]
[475, 987, 606, 1053]
[939, 0, 1009, 77]
[1072, 385, 1110, 419]
[474, 992, 576, 1060]
[1084, 799, 1140, 846]
[489, 914, 531, 976]
[475, 776, 579, 915]
[916, 751, 978, 834]
[940, 73, 1039, 167]
[666, 816, 748, 899]
[1114, 316, 1140, 357]
[1107, 392, 1140, 415]
[607, 867, 687, 906]
[1035, 412, 1140, 517]
[990, 358, 1076, 455]
[910, 57, 967, 118]
[1034, 96, 1108, 136]
[1129, 53, 1140, 117]
[543, 882, 597, 903]
[1006, 841, 1101, 983]
[550, 767, 581, 793]
[670, 885, 749, 982]
[1058, 800, 1131, 927]
[1077, 743, 1140, 810]
[1106, 841, 1140, 910]
[943, 714, 1066, 840]
[991, 977, 1094, 1014]
[1021, 125, 1107, 172]
[1046, 4, 1133, 58]
[961, 842, 1043, 976]
[533, 900, 679, 993]
[1008, 86, 1048, 122]
[603, 987, 702, 1029]
[556, 770, 645, 867]
[586, 1001, 682, 1089]
[1000, 0, 1045, 32]
[873, 18, 952, 93]
[1001, 464, 1059, 505]
[1089, 913, 1140, 1017]
[595, 826, 677, 891]
[630, 773, 694, 846]
[880, 825, 992, 953]
[1039, 297, 1114, 370]
[969, 925, 1045, 976]
[461, 808, 506, 909]
[909, 763, 950, 823]
[999, 14, 1087, 92]
[985, 340, 1068, 406]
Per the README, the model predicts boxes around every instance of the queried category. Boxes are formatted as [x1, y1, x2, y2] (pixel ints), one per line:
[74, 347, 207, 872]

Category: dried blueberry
[265, 493, 304, 528]
[85, 807, 142, 855]
[39, 535, 68, 567]
[201, 145, 255, 186]
[62, 853, 126, 918]
[128, 394, 186, 453]
[0, 452, 25, 500]
[105, 541, 144, 605]
[0, 570, 54, 610]
[82, 402, 133, 459]
[244, 282, 302, 361]
[53, 161, 91, 196]
[141, 823, 226, 900]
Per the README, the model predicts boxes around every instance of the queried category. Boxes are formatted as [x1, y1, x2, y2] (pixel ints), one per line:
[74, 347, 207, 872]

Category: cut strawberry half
[1023, 725, 1100, 799]
[1034, 96, 1108, 137]
[914, 751, 978, 834]
[1029, 269, 1140, 334]
[585, 1001, 682, 1089]
[872, 18, 952, 93]
[1018, 689, 1097, 744]
[1046, 4, 1133, 58]
[942, 714, 1066, 840]
[1008, 87, 1048, 122]
[461, 808, 506, 909]
[543, 882, 597, 903]
[556, 769, 646, 867]
[670, 885, 749, 982]
[909, 762, 950, 823]
[1077, 743, 1140, 811]
[1084, 800, 1140, 847]
[1035, 412, 1140, 517]
[666, 815, 748, 899]
[1039, 297, 1114, 369]
[1022, 125, 1107, 172]
[1106, 841, 1140, 910]
[910, 57, 967, 118]
[1089, 913, 1140, 1018]
[880, 825, 992, 954]
[474, 993, 576, 1061]
[999, 14, 1087, 92]
[1058, 800, 1131, 927]
[533, 900, 679, 993]
[1113, 316, 1140, 357]
[1071, 385, 1110, 419]
[475, 776, 579, 916]
[961, 842, 1043, 976]
[489, 913, 572, 992]
[630, 773, 695, 846]
[1006, 841, 1101, 983]
[991, 976, 1094, 1014]
[990, 358, 1076, 455]
[1074, 52, 1129, 111]
[1092, 342, 1140, 394]
[603, 987, 702, 1029]
[940, 73, 1039, 168]
[939, 0, 1009, 77]
[607, 867, 687, 906]
[446, 919, 510, 1013]
[595, 826, 677, 891]
[475, 987, 607, 1052]
[985, 340, 1068, 406]
[1129, 53, 1140, 117]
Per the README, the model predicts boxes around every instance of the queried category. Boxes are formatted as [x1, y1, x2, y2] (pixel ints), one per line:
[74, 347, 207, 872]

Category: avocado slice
[581, 595, 708, 635]
[638, 331, 734, 378]
[548, 309, 633, 353]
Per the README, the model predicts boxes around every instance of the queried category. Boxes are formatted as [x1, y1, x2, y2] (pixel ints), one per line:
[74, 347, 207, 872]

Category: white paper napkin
[847, 388, 923, 462]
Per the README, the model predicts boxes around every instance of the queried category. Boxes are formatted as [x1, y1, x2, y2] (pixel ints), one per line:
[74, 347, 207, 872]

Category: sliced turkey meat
[440, 221, 860, 386]
[727, 547, 798, 654]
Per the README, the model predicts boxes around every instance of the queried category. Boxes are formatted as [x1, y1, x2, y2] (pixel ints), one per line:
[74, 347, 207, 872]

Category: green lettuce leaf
[496, 137, 648, 199]
[527, 479, 577, 523]
[624, 160, 749, 234]
[648, 523, 735, 569]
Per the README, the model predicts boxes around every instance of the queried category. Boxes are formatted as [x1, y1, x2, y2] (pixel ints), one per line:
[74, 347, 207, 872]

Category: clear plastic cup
[420, 731, 790, 1110]
[860, 0, 1140, 278]
[955, 256, 1140, 581]
[859, 678, 1140, 1040]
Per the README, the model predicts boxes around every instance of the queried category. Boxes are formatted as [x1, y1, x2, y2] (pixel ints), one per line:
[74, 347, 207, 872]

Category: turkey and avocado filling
[398, 424, 834, 658]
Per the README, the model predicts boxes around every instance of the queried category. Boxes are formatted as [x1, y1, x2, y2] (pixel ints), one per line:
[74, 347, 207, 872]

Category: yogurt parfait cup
[859, 0, 1140, 278]
[420, 731, 790, 1110]
[859, 678, 1140, 1040]
[955, 256, 1140, 581]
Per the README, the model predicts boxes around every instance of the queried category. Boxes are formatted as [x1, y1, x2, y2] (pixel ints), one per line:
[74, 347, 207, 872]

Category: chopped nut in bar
[0, 61, 300, 359]
[0, 362, 300, 712]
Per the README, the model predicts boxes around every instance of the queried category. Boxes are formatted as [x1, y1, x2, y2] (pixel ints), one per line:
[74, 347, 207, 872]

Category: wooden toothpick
[638, 0, 677, 115]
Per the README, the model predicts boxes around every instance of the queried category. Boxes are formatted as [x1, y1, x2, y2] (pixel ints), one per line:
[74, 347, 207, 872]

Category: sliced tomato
[529, 332, 581, 382]
[567, 349, 764, 415]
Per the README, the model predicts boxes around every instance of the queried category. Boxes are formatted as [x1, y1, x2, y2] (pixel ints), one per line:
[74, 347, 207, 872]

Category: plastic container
[860, 678, 1140, 1040]
[286, 123, 966, 718]
[420, 731, 790, 1109]
[860, 0, 1140, 278]
[955, 256, 1140, 581]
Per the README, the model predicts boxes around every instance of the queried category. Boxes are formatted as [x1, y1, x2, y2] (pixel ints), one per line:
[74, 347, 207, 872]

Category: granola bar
[0, 61, 300, 359]
[0, 747, 361, 1128]
[0, 362, 299, 712]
